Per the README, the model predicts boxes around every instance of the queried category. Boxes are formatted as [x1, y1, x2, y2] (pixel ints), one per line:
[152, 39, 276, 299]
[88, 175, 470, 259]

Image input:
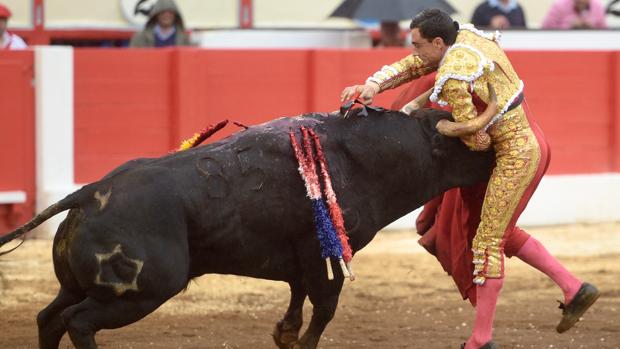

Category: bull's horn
[400, 86, 434, 115]
[436, 82, 498, 137]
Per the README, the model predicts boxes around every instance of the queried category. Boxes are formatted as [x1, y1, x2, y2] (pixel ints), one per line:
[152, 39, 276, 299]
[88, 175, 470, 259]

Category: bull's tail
[0, 186, 93, 256]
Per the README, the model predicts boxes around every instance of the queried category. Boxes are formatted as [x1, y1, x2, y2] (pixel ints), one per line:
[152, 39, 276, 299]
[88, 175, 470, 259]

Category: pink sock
[465, 278, 503, 349]
[516, 236, 582, 303]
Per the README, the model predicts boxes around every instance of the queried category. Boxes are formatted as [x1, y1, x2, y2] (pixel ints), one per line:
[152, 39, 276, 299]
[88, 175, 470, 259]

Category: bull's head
[417, 109, 495, 189]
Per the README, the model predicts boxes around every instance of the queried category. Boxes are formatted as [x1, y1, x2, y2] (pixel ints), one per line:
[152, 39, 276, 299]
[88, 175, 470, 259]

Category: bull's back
[157, 123, 318, 280]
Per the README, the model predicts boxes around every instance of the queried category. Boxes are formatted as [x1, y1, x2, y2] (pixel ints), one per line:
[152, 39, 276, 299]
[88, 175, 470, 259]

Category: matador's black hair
[410, 8, 458, 45]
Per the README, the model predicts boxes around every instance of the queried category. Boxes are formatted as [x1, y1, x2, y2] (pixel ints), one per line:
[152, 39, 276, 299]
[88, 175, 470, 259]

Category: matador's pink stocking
[465, 278, 503, 349]
[515, 235, 582, 303]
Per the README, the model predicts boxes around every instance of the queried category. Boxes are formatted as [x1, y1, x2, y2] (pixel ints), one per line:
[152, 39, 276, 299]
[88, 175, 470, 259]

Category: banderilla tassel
[175, 119, 229, 152]
[308, 129, 355, 281]
[291, 128, 345, 280]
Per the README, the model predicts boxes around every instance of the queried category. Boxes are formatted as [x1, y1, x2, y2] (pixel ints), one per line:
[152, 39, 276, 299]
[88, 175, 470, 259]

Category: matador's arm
[366, 55, 435, 92]
[441, 79, 492, 151]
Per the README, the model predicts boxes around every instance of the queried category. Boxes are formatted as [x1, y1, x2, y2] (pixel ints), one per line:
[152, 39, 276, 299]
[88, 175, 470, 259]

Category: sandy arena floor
[1, 223, 619, 349]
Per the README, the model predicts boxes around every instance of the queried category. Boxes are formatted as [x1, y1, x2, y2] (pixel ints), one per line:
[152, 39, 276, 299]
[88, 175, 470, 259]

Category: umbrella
[330, 0, 456, 22]
[608, 0, 620, 16]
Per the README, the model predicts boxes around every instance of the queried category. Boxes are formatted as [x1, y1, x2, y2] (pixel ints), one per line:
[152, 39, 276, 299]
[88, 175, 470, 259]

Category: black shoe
[460, 341, 500, 349]
[557, 282, 600, 333]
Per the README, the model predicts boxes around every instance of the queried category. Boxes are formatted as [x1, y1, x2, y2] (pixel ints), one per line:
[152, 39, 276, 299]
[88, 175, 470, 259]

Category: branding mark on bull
[95, 244, 144, 296]
[94, 189, 112, 210]
[196, 157, 230, 198]
[236, 148, 265, 191]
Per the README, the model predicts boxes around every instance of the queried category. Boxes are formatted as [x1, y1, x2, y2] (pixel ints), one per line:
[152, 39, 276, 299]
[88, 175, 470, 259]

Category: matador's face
[410, 28, 447, 68]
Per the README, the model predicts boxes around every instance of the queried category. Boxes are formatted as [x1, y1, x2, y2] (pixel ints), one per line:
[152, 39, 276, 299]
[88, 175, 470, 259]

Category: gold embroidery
[438, 30, 542, 283]
[473, 109, 541, 283]
[366, 55, 433, 91]
[368, 27, 543, 283]
[437, 30, 521, 118]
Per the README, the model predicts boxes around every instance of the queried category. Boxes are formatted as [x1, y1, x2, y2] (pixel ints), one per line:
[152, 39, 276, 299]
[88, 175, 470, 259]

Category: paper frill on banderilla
[289, 126, 354, 281]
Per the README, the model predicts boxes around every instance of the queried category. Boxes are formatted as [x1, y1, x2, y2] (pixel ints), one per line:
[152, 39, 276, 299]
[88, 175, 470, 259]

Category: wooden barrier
[0, 51, 36, 231]
[1, 48, 619, 231]
[73, 48, 620, 182]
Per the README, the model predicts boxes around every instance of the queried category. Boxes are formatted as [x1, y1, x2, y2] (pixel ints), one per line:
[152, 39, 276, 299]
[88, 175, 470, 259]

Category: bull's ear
[420, 114, 440, 135]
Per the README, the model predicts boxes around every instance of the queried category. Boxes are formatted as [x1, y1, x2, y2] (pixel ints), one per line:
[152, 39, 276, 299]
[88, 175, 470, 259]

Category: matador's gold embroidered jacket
[366, 24, 525, 151]
[366, 25, 541, 284]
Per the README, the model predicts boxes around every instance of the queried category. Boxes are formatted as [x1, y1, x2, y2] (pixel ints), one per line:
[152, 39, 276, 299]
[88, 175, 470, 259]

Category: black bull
[0, 108, 494, 349]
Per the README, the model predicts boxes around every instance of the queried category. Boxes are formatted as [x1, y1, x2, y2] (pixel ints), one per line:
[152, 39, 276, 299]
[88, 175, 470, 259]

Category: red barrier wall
[75, 49, 620, 183]
[0, 51, 36, 231]
[509, 51, 618, 174]
[0, 48, 617, 234]
[74, 50, 173, 182]
[73, 48, 421, 182]
[74, 48, 620, 182]
[611, 52, 620, 172]
[0, 48, 618, 232]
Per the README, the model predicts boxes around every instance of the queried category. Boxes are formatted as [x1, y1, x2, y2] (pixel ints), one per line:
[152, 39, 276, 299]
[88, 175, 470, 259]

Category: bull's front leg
[272, 280, 306, 349]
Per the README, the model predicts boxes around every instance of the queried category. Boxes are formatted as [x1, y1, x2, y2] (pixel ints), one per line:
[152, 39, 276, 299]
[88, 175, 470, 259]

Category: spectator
[377, 21, 405, 47]
[471, 0, 527, 29]
[542, 0, 608, 29]
[129, 0, 191, 48]
[609, 0, 620, 17]
[0, 3, 27, 50]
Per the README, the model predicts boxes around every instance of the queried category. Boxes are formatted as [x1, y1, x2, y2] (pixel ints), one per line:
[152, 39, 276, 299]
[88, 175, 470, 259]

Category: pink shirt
[542, 0, 608, 29]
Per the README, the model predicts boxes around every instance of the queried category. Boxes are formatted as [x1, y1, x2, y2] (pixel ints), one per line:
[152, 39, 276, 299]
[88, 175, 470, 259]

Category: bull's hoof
[272, 322, 301, 349]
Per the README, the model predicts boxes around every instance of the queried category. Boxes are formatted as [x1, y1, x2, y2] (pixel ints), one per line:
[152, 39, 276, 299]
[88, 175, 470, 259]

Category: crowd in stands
[0, 0, 617, 49]
[377, 0, 610, 47]
[128, 0, 191, 48]
[541, 0, 608, 29]
[469, 0, 608, 30]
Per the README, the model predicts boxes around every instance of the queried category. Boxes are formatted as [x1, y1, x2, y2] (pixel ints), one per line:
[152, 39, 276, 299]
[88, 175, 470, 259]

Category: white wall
[387, 174, 620, 230]
[196, 29, 620, 50]
[196, 29, 372, 48]
[45, 0, 238, 29]
[1, 0, 32, 28]
[33, 46, 79, 237]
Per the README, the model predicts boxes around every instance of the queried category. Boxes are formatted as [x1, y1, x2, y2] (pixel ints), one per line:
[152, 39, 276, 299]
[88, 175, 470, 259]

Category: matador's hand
[340, 83, 380, 105]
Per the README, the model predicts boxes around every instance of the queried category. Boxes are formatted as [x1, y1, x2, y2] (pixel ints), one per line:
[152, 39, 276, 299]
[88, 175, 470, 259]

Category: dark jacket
[471, 1, 527, 28]
[129, 0, 191, 47]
